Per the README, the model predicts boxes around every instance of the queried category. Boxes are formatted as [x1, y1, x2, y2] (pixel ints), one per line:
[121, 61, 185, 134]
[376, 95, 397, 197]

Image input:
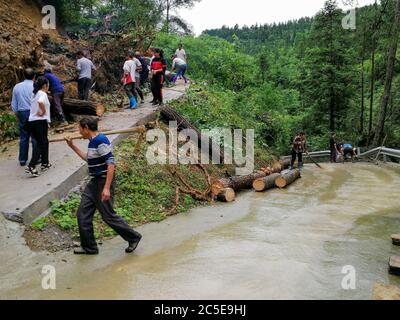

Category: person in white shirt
[171, 55, 188, 84]
[122, 52, 142, 109]
[175, 43, 187, 63]
[26, 76, 52, 177]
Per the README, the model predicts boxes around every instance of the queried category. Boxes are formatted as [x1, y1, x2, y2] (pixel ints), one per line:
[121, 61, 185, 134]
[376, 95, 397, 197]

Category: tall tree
[159, 0, 201, 34]
[302, 0, 355, 132]
[373, 0, 400, 146]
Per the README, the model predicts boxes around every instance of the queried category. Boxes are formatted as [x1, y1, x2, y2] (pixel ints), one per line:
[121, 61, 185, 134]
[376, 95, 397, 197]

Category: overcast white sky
[179, 0, 376, 35]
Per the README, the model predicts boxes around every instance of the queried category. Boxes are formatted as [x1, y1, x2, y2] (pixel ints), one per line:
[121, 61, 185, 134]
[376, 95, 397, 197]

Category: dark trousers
[77, 177, 142, 253]
[330, 148, 337, 163]
[78, 77, 91, 101]
[17, 110, 37, 164]
[135, 77, 144, 101]
[52, 92, 66, 121]
[124, 82, 138, 100]
[28, 120, 49, 168]
[151, 75, 164, 103]
[291, 149, 303, 167]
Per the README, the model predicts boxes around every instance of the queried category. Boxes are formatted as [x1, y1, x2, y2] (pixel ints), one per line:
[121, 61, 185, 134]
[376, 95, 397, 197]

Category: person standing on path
[76, 51, 96, 101]
[150, 48, 167, 106]
[175, 43, 187, 63]
[133, 52, 145, 104]
[65, 117, 142, 255]
[11, 68, 37, 167]
[175, 43, 187, 81]
[135, 51, 149, 90]
[26, 76, 52, 177]
[122, 52, 142, 109]
[44, 65, 68, 125]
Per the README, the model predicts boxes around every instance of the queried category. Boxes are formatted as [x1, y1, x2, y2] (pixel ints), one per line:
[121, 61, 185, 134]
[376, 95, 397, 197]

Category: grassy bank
[25, 120, 274, 252]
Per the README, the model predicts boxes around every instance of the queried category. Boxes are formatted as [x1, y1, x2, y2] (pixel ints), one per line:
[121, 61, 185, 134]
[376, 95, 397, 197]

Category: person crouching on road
[26, 76, 52, 178]
[342, 143, 356, 163]
[65, 117, 142, 255]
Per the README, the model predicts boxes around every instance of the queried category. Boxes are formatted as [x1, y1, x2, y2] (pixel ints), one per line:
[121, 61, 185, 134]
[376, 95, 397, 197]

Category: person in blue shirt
[11, 68, 37, 166]
[65, 117, 142, 255]
[44, 65, 67, 125]
[340, 142, 356, 162]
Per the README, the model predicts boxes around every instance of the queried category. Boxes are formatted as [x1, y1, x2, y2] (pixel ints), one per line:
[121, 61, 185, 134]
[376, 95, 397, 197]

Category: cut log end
[211, 181, 225, 197]
[253, 179, 266, 192]
[253, 173, 281, 192]
[216, 188, 236, 202]
[275, 176, 287, 189]
[96, 104, 105, 117]
[275, 170, 301, 189]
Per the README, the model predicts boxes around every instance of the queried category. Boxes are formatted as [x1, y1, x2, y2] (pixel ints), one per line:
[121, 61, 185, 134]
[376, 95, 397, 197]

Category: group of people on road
[9, 44, 189, 256]
[330, 133, 357, 163]
[11, 51, 97, 178]
[289, 131, 357, 173]
[122, 43, 189, 109]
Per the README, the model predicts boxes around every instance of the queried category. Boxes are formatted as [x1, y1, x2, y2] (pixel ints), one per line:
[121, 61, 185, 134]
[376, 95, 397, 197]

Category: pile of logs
[210, 159, 300, 202]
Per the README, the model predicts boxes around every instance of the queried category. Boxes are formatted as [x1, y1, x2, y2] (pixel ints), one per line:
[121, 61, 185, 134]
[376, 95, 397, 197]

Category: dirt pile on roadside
[0, 0, 45, 104]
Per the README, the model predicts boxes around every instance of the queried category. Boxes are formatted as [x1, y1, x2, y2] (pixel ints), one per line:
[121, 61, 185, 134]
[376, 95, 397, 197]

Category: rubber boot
[290, 161, 294, 170]
[298, 161, 303, 173]
[129, 97, 137, 110]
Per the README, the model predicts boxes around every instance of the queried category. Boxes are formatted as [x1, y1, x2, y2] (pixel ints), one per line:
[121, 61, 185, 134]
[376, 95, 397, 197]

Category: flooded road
[1, 163, 400, 300]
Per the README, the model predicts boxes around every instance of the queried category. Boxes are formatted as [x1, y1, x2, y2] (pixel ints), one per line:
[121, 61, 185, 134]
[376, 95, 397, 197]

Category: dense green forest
[20, 1, 400, 154]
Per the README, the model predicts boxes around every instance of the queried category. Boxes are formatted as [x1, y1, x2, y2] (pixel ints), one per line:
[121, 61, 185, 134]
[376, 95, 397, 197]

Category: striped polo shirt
[87, 134, 115, 177]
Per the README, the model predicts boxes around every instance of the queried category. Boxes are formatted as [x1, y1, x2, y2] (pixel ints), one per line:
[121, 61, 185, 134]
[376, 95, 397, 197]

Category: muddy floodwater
[1, 163, 400, 300]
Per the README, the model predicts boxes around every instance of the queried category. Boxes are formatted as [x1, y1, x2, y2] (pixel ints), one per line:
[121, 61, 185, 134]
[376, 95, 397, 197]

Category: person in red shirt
[150, 48, 167, 106]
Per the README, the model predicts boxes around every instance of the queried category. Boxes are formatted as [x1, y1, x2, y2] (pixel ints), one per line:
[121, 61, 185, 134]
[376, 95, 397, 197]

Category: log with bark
[50, 97, 105, 117]
[275, 170, 301, 189]
[253, 173, 281, 192]
[216, 188, 236, 203]
[159, 106, 224, 163]
[211, 172, 267, 196]
[272, 159, 291, 173]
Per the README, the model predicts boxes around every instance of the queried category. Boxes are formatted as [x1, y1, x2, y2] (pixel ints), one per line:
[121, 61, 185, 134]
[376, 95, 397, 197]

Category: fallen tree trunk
[253, 173, 281, 192]
[211, 172, 267, 196]
[275, 170, 301, 189]
[160, 106, 224, 163]
[216, 188, 236, 202]
[50, 97, 105, 117]
[272, 159, 291, 173]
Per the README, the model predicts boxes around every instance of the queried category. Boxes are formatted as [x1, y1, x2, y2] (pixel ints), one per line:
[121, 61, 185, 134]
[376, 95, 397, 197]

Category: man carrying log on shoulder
[65, 117, 142, 255]
[290, 132, 307, 173]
